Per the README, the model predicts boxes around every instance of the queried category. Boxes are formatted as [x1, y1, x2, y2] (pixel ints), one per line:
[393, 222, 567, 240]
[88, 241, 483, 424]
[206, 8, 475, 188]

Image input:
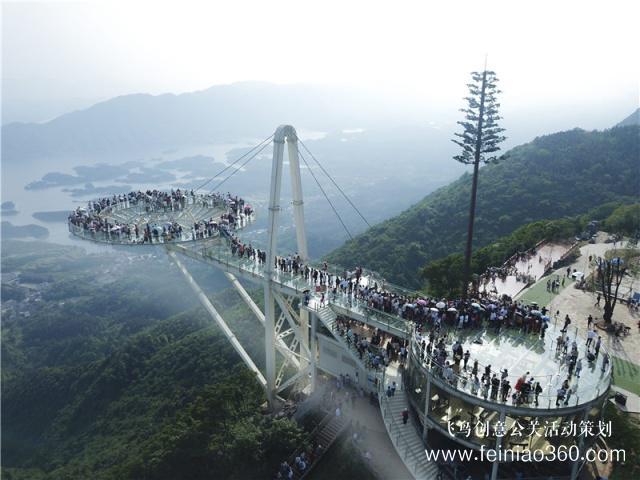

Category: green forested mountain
[1, 241, 301, 480]
[422, 202, 640, 297]
[617, 107, 639, 127]
[326, 126, 640, 288]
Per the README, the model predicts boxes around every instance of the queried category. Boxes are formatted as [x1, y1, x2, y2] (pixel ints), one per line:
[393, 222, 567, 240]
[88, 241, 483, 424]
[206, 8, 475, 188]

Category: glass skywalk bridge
[168, 237, 415, 340]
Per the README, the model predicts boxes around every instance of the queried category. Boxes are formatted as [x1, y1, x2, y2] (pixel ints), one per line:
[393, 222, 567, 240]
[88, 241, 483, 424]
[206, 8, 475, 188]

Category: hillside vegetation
[1, 241, 301, 480]
[326, 126, 640, 288]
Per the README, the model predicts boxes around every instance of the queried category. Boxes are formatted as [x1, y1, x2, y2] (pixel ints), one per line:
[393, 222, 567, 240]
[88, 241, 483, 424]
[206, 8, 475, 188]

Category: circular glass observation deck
[405, 321, 612, 458]
[67, 190, 253, 245]
[410, 321, 611, 411]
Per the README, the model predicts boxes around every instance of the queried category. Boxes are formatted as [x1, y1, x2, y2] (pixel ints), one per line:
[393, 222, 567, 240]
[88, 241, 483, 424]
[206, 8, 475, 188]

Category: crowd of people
[479, 246, 550, 290]
[275, 444, 323, 480]
[218, 231, 611, 410]
[332, 316, 408, 373]
[68, 189, 252, 244]
[410, 305, 612, 408]
[273, 375, 364, 480]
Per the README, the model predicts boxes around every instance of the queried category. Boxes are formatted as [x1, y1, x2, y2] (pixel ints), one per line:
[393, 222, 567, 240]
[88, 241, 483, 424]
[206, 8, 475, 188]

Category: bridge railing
[409, 334, 611, 410]
[194, 239, 416, 337]
[68, 221, 223, 245]
[333, 297, 412, 337]
[377, 376, 428, 477]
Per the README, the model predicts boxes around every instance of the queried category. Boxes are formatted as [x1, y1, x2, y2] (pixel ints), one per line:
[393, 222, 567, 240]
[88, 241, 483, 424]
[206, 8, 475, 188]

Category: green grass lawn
[612, 355, 640, 396]
[517, 274, 575, 307]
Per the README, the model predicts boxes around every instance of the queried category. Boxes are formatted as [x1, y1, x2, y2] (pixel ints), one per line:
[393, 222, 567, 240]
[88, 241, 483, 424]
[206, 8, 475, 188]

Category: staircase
[314, 415, 349, 456]
[314, 305, 382, 377]
[379, 382, 440, 480]
[286, 412, 349, 480]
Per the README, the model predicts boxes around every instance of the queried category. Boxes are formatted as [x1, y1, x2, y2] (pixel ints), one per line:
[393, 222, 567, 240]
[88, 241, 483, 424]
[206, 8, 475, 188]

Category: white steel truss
[166, 125, 312, 408]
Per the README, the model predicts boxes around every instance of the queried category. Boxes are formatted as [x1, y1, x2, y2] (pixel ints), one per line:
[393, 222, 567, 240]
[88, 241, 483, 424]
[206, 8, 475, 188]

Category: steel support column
[309, 311, 318, 392]
[263, 125, 310, 406]
[287, 135, 309, 261]
[299, 308, 309, 372]
[167, 250, 267, 389]
[490, 410, 506, 480]
[224, 272, 265, 324]
[422, 371, 432, 442]
[570, 408, 589, 480]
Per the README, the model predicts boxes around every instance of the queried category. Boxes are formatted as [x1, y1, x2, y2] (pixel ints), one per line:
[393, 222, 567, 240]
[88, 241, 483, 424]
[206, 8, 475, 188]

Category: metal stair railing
[378, 381, 439, 480]
[314, 306, 385, 381]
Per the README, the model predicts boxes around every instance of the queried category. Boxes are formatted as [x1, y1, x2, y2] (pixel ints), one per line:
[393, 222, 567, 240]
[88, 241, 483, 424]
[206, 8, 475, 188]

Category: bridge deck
[169, 240, 413, 339]
[170, 239, 612, 409]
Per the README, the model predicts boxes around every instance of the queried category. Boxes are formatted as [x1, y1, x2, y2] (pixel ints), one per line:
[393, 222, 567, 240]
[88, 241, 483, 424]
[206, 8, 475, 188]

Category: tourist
[602, 353, 610, 372]
[471, 360, 479, 376]
[490, 374, 500, 400]
[501, 379, 511, 402]
[534, 381, 543, 406]
[481, 377, 490, 400]
[575, 358, 583, 378]
[402, 408, 409, 425]
[444, 363, 454, 384]
[471, 375, 480, 395]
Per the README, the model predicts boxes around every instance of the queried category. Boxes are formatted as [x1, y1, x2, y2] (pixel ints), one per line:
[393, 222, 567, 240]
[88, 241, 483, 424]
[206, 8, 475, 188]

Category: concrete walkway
[515, 233, 640, 409]
[306, 380, 413, 480]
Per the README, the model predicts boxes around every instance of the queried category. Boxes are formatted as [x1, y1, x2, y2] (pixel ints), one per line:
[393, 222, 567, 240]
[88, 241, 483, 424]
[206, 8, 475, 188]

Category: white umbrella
[471, 302, 481, 308]
[436, 301, 446, 309]
[531, 310, 541, 316]
[447, 307, 458, 312]
[430, 307, 439, 312]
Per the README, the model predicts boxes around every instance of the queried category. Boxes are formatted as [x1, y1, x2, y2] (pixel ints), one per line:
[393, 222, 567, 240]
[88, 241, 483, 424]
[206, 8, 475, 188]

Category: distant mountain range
[326, 117, 640, 287]
[1, 82, 421, 162]
[617, 107, 640, 127]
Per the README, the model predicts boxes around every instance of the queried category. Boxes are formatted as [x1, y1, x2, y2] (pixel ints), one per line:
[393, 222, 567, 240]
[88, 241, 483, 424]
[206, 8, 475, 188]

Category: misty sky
[2, 0, 639, 125]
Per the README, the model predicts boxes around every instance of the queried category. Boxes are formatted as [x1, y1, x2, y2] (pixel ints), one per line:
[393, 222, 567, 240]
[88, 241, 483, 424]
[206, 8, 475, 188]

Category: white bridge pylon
[264, 125, 310, 405]
[166, 125, 314, 407]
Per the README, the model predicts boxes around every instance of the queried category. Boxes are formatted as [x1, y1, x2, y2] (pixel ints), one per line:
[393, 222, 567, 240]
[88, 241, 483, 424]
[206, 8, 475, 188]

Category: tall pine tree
[452, 69, 506, 299]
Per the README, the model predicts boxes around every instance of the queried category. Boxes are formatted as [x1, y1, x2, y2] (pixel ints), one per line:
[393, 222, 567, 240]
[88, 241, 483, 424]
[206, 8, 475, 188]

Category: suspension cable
[298, 139, 371, 228]
[194, 134, 274, 192]
[208, 140, 272, 193]
[297, 146, 353, 240]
